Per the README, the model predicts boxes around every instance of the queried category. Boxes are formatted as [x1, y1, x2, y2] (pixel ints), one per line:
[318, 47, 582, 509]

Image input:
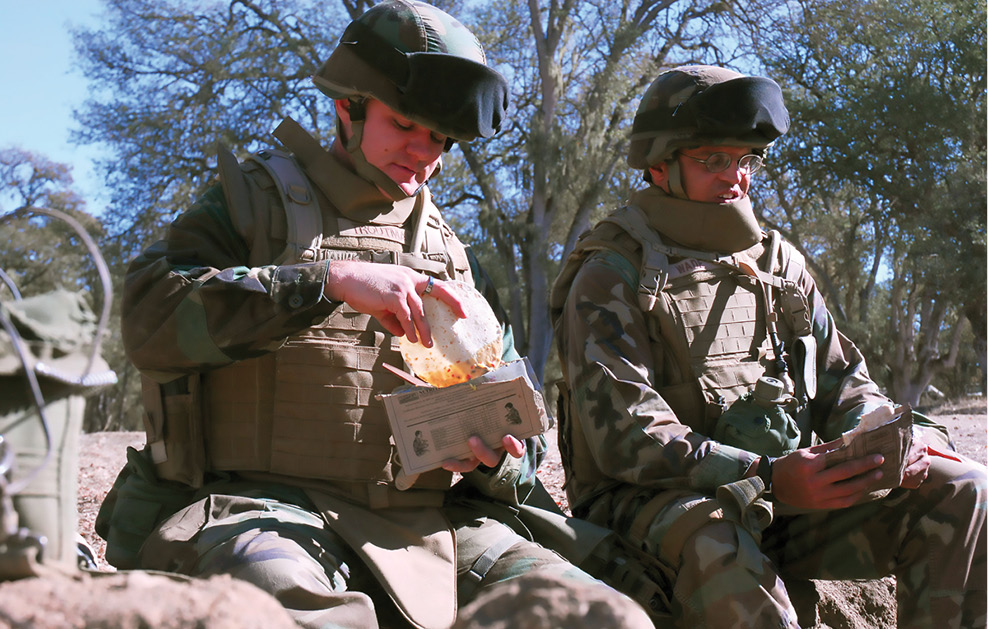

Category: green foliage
[742, 0, 987, 403]
[0, 147, 143, 431]
[0, 148, 97, 296]
[72, 0, 751, 379]
[55, 0, 984, 423]
[437, 0, 750, 372]
[72, 0, 345, 258]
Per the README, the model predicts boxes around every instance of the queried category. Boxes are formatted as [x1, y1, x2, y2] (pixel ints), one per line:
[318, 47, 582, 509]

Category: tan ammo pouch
[95, 446, 198, 570]
[141, 374, 206, 488]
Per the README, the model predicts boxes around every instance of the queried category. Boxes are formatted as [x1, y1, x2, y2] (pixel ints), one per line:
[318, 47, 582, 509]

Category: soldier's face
[649, 145, 752, 203]
[357, 99, 447, 196]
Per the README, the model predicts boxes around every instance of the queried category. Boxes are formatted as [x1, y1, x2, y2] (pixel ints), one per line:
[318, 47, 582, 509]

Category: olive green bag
[0, 208, 117, 579]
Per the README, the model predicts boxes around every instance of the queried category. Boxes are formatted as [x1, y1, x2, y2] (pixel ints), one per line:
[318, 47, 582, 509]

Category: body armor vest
[146, 141, 472, 496]
[552, 205, 814, 490]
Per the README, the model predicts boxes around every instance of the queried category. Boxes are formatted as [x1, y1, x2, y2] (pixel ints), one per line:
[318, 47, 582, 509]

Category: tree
[0, 147, 137, 430]
[407, 0, 754, 377]
[74, 0, 758, 382]
[739, 0, 987, 403]
[72, 0, 355, 260]
[0, 149, 96, 294]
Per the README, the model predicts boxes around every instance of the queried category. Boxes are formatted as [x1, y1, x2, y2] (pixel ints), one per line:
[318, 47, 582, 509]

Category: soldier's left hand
[442, 435, 525, 473]
[899, 431, 932, 489]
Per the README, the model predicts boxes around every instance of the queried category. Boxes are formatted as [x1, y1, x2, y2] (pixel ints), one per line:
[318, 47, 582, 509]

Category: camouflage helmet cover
[313, 0, 508, 142]
[627, 65, 790, 169]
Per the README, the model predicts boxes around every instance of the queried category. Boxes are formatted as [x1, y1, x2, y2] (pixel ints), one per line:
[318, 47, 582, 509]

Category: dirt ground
[77, 397, 987, 572]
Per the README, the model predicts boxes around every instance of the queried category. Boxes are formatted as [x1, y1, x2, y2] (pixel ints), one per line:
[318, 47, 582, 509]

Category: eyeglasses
[680, 152, 764, 174]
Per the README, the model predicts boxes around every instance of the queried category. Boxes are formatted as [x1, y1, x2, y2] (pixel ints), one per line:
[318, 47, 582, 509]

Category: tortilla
[399, 280, 503, 387]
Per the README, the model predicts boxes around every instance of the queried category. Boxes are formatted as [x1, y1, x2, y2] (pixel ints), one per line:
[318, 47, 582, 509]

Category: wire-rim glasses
[680, 152, 764, 174]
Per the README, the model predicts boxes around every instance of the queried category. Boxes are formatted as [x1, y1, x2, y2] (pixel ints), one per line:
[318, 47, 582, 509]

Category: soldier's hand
[771, 442, 884, 509]
[325, 260, 465, 346]
[899, 431, 931, 489]
[441, 435, 525, 473]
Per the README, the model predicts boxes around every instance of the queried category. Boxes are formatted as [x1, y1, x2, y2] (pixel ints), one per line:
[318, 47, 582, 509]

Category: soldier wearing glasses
[551, 65, 986, 628]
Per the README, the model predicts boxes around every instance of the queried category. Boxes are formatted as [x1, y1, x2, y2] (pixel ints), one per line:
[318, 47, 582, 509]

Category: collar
[319, 145, 422, 226]
[630, 185, 763, 253]
[273, 117, 421, 226]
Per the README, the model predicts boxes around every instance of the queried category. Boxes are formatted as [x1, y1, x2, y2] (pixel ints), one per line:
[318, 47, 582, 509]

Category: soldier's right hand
[324, 260, 466, 347]
[771, 443, 884, 510]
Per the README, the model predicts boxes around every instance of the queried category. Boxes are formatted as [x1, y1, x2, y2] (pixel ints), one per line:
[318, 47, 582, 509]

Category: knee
[931, 457, 987, 514]
[677, 520, 745, 570]
[197, 529, 346, 596]
[453, 572, 653, 629]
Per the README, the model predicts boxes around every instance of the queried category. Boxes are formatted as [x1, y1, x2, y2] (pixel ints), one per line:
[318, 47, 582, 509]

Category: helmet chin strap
[339, 104, 438, 202]
[666, 159, 688, 199]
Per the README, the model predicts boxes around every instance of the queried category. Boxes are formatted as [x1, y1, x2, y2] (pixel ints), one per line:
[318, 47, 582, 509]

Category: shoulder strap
[597, 205, 673, 313]
[247, 149, 323, 264]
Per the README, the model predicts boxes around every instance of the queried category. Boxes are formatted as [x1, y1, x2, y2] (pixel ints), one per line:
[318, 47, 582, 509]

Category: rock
[789, 577, 896, 628]
[0, 570, 296, 628]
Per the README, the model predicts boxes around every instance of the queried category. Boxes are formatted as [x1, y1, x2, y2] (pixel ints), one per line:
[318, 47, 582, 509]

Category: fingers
[440, 435, 523, 473]
[466, 435, 504, 467]
[900, 446, 931, 489]
[405, 274, 467, 347]
[501, 434, 525, 458]
[327, 261, 463, 346]
[772, 448, 885, 509]
[375, 313, 407, 338]
[820, 453, 884, 485]
[404, 293, 427, 346]
[426, 278, 467, 319]
[442, 455, 482, 474]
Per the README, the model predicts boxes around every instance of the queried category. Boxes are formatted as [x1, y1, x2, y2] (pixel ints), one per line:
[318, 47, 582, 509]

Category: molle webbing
[202, 146, 471, 492]
[308, 246, 451, 277]
[558, 205, 813, 428]
[664, 264, 774, 416]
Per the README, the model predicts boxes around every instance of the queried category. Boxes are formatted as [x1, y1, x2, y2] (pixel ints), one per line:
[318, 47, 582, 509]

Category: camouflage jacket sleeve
[122, 184, 339, 380]
[460, 249, 545, 505]
[559, 249, 756, 492]
[783, 242, 895, 440]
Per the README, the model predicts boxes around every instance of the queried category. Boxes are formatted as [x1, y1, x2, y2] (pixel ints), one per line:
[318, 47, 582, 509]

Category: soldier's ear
[335, 99, 353, 133]
[648, 162, 670, 191]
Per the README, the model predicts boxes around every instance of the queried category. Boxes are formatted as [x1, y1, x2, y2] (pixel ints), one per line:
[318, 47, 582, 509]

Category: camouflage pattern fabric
[552, 190, 986, 628]
[106, 131, 645, 626]
[349, 0, 486, 60]
[135, 484, 608, 629]
[312, 0, 508, 143]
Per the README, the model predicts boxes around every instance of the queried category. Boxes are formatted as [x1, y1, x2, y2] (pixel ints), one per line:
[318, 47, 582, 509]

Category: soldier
[551, 64, 986, 628]
[96, 1, 653, 628]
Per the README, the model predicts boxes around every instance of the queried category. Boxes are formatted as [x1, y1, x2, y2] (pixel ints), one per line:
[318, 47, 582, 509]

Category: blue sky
[0, 1, 108, 211]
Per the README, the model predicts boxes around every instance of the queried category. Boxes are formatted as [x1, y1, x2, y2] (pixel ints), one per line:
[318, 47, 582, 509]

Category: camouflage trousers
[135, 482, 607, 629]
[590, 454, 986, 629]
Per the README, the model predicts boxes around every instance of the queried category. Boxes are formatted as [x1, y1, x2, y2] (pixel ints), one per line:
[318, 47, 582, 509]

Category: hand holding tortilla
[399, 280, 503, 387]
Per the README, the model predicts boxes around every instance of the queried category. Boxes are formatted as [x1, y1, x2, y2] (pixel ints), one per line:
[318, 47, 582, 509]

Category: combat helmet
[313, 0, 508, 199]
[627, 65, 790, 171]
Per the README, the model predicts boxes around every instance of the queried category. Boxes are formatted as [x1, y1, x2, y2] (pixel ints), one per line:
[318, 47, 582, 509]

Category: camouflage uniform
[551, 66, 987, 629]
[96, 2, 651, 628]
[106, 129, 619, 629]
